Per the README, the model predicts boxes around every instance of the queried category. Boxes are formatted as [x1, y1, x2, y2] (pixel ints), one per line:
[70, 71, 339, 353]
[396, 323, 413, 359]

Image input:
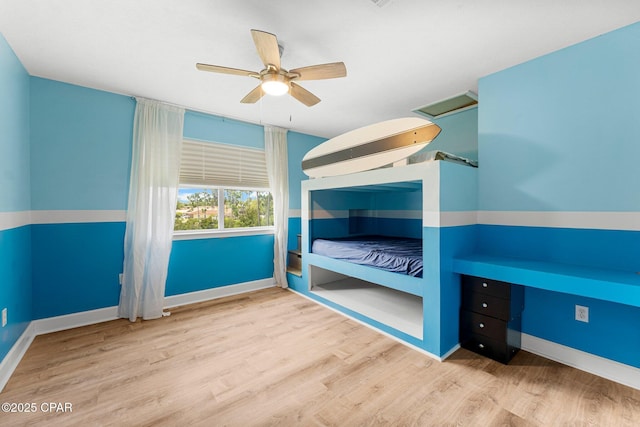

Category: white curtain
[118, 98, 185, 321]
[265, 126, 289, 288]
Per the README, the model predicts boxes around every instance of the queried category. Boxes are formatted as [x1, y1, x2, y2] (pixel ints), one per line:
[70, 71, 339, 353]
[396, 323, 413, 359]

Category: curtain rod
[128, 95, 287, 132]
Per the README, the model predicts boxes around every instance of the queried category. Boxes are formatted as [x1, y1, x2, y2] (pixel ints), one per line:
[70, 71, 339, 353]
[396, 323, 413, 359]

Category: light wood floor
[2, 287, 639, 426]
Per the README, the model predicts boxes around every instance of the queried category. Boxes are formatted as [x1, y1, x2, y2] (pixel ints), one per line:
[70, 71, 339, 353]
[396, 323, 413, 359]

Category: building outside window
[174, 139, 274, 235]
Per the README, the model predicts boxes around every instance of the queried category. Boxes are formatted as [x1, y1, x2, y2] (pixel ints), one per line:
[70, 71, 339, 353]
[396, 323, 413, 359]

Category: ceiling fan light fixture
[196, 29, 346, 106]
[261, 73, 289, 96]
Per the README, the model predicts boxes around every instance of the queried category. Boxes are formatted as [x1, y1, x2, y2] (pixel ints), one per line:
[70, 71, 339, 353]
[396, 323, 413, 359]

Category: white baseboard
[0, 323, 36, 393]
[164, 278, 275, 308]
[0, 279, 275, 393]
[522, 333, 640, 390]
[33, 306, 119, 336]
[31, 279, 276, 335]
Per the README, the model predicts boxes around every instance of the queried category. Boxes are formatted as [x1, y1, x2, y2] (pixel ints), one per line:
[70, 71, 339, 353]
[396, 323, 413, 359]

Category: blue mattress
[312, 235, 423, 277]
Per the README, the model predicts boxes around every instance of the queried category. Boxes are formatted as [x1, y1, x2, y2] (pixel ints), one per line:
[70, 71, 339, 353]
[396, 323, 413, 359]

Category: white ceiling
[1, 1, 639, 139]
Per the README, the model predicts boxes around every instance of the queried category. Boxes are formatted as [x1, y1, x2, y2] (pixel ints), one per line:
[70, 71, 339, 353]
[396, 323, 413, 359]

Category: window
[175, 188, 273, 231]
[174, 140, 274, 234]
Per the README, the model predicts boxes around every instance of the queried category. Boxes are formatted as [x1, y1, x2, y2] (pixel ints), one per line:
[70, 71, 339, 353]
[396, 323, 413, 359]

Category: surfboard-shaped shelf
[302, 117, 441, 178]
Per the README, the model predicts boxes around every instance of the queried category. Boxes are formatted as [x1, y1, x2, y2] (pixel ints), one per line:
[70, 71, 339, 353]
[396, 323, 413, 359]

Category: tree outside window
[174, 187, 273, 231]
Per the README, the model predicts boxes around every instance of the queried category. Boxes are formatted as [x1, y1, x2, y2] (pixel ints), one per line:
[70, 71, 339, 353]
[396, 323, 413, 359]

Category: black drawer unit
[459, 275, 524, 364]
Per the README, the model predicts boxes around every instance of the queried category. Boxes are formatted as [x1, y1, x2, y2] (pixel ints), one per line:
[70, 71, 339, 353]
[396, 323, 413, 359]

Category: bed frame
[296, 160, 477, 359]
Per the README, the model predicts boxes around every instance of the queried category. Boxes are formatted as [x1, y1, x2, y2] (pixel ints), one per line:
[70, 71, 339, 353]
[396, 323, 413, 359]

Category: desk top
[453, 254, 640, 308]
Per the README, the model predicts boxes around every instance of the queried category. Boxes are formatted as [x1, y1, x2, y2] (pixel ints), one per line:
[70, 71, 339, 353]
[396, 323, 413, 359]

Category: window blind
[180, 139, 270, 189]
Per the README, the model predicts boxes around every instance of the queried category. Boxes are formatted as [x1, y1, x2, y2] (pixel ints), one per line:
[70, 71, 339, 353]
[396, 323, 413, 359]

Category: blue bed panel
[438, 225, 478, 352]
[421, 225, 478, 356]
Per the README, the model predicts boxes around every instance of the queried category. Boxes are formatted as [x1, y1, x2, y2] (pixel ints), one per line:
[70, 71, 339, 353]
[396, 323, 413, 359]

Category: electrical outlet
[2, 308, 7, 327]
[119, 273, 123, 285]
[575, 305, 589, 323]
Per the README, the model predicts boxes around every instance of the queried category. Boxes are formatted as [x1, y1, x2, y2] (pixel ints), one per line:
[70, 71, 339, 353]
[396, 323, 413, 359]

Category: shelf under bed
[309, 266, 423, 339]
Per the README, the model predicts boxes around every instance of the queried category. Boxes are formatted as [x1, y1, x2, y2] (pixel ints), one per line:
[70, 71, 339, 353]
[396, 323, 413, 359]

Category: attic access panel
[413, 91, 478, 120]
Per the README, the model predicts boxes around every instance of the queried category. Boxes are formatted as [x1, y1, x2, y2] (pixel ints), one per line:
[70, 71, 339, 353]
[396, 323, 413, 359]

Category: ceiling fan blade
[289, 62, 347, 81]
[290, 82, 321, 107]
[196, 63, 259, 78]
[251, 29, 281, 70]
[240, 85, 265, 104]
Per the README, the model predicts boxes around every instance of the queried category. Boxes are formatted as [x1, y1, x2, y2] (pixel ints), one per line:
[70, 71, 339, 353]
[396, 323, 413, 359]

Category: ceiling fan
[196, 29, 347, 107]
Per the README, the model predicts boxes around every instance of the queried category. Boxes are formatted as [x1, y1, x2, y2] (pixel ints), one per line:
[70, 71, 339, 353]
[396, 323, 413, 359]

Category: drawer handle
[482, 282, 488, 288]
[482, 302, 488, 308]
[478, 343, 485, 349]
[479, 322, 485, 328]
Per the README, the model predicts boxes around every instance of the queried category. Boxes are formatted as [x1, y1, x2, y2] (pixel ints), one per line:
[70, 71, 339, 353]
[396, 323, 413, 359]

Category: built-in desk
[453, 254, 640, 308]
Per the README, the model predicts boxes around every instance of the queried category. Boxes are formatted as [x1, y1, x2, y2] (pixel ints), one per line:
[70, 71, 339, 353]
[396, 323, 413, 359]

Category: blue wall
[0, 227, 32, 361]
[308, 189, 422, 240]
[479, 25, 640, 212]
[0, 37, 31, 213]
[184, 110, 264, 149]
[285, 131, 325, 288]
[166, 234, 274, 295]
[0, 53, 298, 364]
[30, 78, 134, 211]
[287, 131, 326, 252]
[423, 107, 478, 161]
[31, 222, 126, 318]
[29, 78, 134, 319]
[287, 130, 325, 212]
[477, 22, 640, 367]
[167, 110, 276, 296]
[0, 33, 32, 361]
[5, 19, 638, 372]
[27, 79, 280, 317]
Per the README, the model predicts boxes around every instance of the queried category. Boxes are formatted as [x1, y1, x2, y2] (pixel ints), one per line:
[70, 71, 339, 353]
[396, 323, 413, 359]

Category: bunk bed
[299, 152, 478, 357]
[311, 235, 424, 277]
